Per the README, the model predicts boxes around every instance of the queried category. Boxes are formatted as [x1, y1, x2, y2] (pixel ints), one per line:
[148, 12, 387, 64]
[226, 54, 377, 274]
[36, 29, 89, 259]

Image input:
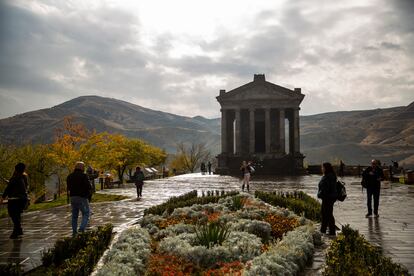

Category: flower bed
[323, 225, 409, 276]
[97, 193, 319, 275]
[255, 191, 321, 222]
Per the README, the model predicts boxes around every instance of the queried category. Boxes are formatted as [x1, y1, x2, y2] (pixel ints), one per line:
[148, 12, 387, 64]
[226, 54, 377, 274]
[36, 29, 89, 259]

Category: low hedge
[255, 191, 321, 222]
[28, 224, 113, 276]
[0, 263, 20, 276]
[144, 190, 239, 216]
[324, 225, 409, 276]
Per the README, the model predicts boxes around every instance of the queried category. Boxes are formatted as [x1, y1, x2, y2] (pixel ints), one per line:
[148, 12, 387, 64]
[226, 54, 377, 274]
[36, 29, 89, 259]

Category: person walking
[132, 166, 145, 198]
[200, 162, 206, 175]
[317, 162, 338, 236]
[362, 159, 384, 218]
[207, 161, 212, 175]
[240, 161, 253, 192]
[0, 163, 29, 239]
[67, 161, 91, 236]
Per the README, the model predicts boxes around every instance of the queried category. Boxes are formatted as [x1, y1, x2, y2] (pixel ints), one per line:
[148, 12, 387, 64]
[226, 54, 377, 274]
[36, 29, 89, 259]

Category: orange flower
[264, 214, 299, 239]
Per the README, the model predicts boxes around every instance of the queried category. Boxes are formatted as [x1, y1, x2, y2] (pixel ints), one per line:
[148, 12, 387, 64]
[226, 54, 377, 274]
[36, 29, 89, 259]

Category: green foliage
[0, 263, 20, 276]
[37, 224, 113, 276]
[324, 225, 409, 276]
[0, 144, 54, 202]
[230, 195, 245, 211]
[144, 190, 239, 216]
[195, 222, 230, 248]
[255, 191, 321, 222]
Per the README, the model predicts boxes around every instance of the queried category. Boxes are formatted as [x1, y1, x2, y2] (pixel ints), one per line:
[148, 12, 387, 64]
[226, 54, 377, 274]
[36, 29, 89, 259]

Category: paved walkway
[0, 174, 413, 274]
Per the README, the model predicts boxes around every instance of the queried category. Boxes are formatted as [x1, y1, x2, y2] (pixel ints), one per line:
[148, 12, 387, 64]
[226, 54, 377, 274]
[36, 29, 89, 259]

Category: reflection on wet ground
[0, 174, 413, 273]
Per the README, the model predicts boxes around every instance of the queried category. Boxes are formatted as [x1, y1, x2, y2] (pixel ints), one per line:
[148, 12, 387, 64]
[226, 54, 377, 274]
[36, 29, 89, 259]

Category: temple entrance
[255, 121, 265, 153]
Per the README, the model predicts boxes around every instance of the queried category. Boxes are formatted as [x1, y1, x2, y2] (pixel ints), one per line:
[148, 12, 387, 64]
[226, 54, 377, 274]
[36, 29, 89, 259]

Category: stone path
[1, 174, 413, 274]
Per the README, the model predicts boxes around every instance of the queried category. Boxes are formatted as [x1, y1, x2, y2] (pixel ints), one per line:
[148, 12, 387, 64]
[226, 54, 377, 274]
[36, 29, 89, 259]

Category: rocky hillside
[0, 95, 413, 168]
[301, 102, 414, 167]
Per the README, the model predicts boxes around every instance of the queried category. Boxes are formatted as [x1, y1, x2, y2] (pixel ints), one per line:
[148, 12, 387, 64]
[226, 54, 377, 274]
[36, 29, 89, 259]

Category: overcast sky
[0, 0, 413, 119]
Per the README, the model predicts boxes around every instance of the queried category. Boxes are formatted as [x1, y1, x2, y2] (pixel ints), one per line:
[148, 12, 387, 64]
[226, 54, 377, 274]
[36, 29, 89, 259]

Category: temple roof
[216, 74, 305, 107]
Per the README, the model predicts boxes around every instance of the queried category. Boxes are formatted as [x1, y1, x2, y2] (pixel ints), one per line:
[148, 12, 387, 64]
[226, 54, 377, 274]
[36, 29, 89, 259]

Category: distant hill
[0, 96, 220, 153]
[300, 102, 414, 167]
[0, 95, 413, 168]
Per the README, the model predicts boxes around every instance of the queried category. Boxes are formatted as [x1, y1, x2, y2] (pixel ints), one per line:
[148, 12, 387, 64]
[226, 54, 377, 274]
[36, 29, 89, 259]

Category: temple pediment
[216, 74, 304, 105]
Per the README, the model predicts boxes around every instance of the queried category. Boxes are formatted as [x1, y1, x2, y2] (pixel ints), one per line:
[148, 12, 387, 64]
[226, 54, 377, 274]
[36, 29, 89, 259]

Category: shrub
[0, 263, 20, 276]
[37, 224, 113, 276]
[230, 195, 245, 211]
[97, 226, 152, 276]
[245, 225, 315, 275]
[323, 225, 409, 276]
[144, 190, 238, 216]
[255, 191, 321, 222]
[195, 222, 230, 248]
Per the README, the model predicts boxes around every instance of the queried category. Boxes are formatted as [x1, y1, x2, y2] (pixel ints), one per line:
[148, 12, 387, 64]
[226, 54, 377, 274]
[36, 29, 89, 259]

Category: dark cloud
[0, 0, 413, 119]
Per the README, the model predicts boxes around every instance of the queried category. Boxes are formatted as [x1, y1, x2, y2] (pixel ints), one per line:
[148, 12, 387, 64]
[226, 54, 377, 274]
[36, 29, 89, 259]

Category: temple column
[221, 109, 228, 153]
[249, 108, 255, 153]
[235, 108, 242, 154]
[293, 108, 300, 153]
[265, 108, 271, 153]
[279, 109, 285, 154]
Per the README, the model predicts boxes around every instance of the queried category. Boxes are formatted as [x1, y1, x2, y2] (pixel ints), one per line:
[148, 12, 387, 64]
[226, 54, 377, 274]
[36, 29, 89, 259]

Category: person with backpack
[0, 163, 29, 239]
[132, 166, 145, 198]
[362, 159, 384, 218]
[317, 162, 338, 236]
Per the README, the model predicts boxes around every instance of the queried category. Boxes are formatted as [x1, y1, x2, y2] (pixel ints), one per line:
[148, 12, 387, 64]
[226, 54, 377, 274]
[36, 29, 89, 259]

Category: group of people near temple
[1, 158, 385, 239]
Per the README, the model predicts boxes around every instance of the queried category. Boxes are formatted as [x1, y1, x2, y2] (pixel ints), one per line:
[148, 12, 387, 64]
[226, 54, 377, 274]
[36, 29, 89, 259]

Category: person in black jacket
[1, 163, 29, 239]
[317, 162, 338, 236]
[362, 159, 384, 218]
[67, 161, 91, 236]
[132, 166, 145, 198]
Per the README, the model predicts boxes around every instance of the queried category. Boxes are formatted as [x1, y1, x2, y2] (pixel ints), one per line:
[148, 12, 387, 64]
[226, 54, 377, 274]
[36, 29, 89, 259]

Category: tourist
[86, 166, 98, 201]
[362, 159, 384, 218]
[200, 162, 206, 175]
[317, 162, 338, 236]
[0, 163, 29, 239]
[339, 160, 345, 177]
[67, 161, 91, 236]
[240, 161, 253, 192]
[207, 161, 212, 175]
[132, 166, 145, 198]
[98, 170, 104, 190]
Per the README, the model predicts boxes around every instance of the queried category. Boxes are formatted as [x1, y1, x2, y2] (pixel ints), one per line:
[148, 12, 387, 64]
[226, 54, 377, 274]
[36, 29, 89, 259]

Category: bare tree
[174, 142, 211, 173]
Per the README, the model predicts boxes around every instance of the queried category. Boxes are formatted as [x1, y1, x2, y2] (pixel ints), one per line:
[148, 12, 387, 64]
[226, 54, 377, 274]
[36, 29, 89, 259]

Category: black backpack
[336, 180, 347, 202]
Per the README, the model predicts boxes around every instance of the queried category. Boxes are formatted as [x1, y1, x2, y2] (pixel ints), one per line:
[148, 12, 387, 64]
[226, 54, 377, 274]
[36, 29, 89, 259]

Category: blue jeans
[70, 196, 90, 235]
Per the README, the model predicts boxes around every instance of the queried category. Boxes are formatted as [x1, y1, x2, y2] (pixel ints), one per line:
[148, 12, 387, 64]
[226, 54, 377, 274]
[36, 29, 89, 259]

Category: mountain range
[0, 96, 413, 168]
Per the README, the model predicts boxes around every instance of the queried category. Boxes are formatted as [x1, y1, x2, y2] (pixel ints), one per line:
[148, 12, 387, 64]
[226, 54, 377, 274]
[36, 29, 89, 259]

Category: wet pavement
[0, 174, 413, 274]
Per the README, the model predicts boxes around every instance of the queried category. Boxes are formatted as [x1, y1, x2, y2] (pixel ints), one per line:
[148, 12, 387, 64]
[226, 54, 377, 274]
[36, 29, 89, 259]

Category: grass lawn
[0, 193, 129, 219]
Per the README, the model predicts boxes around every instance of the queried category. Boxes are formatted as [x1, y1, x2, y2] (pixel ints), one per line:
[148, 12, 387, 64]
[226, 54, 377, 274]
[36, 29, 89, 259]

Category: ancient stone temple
[216, 74, 305, 175]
